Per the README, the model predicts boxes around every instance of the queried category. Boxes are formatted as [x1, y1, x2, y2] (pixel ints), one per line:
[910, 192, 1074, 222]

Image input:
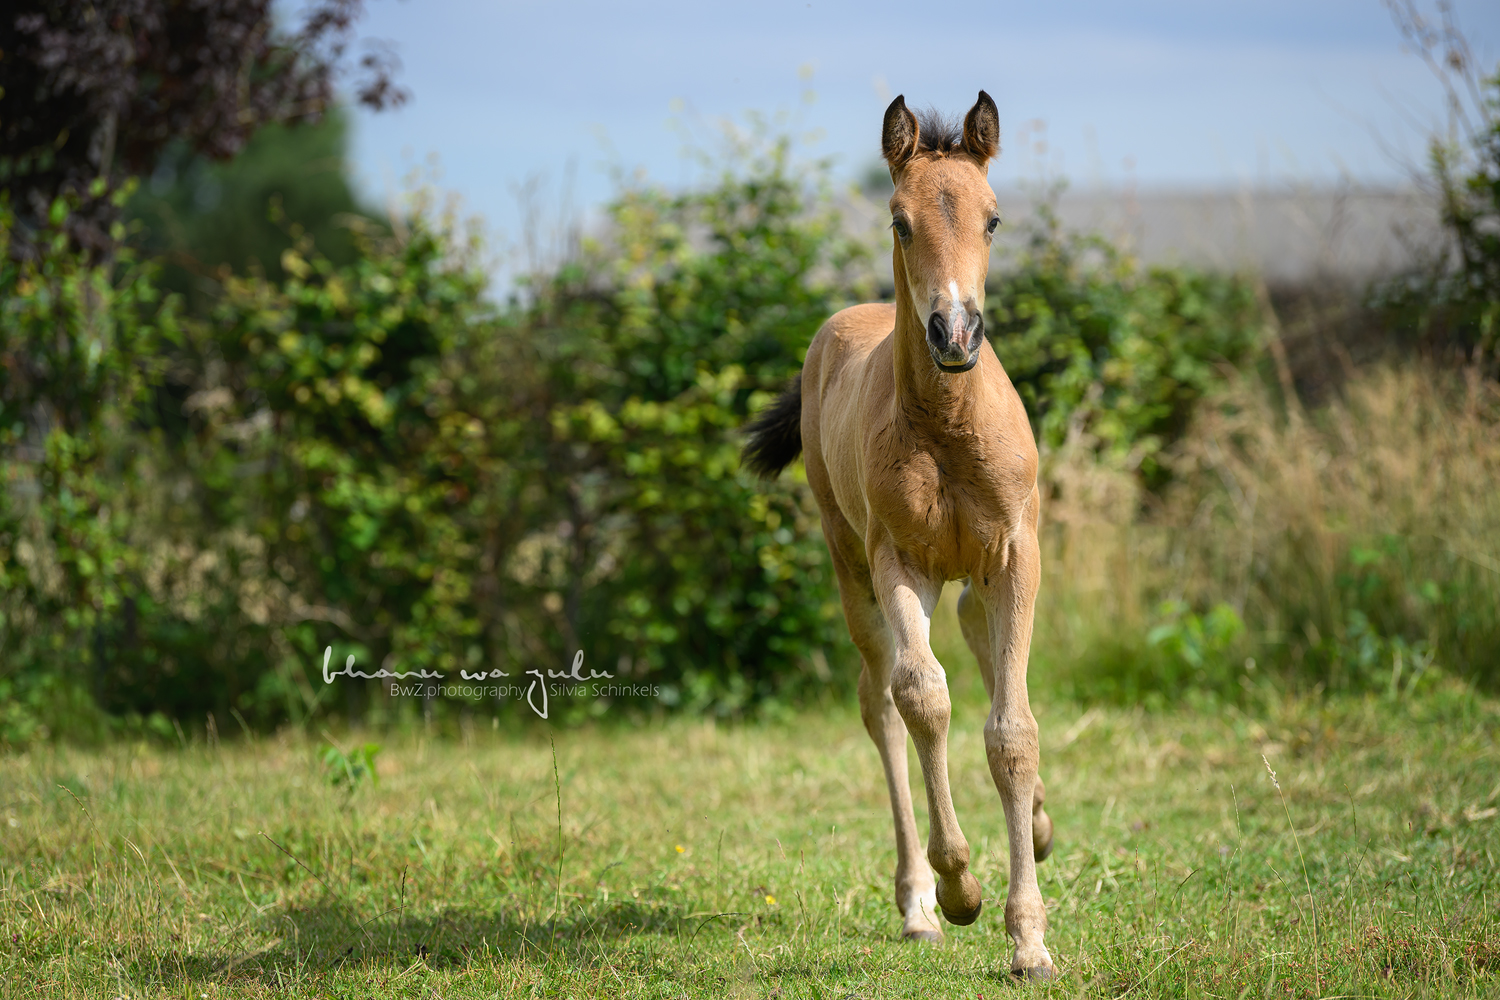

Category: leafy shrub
[521, 140, 869, 712]
[320, 740, 381, 790]
[169, 147, 866, 718]
[1045, 595, 1249, 709]
[126, 109, 373, 312]
[1373, 66, 1500, 373]
[4, 137, 1327, 736]
[195, 217, 492, 676]
[1160, 367, 1499, 696]
[66, 140, 868, 726]
[0, 193, 178, 742]
[987, 202, 1266, 485]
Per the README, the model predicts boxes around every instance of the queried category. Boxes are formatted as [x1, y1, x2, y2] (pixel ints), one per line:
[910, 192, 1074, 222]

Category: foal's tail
[741, 373, 803, 479]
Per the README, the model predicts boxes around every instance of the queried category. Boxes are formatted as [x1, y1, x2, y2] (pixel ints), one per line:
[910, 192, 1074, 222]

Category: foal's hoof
[1011, 965, 1059, 982]
[902, 928, 943, 944]
[940, 898, 982, 926]
[935, 873, 984, 926]
[1033, 809, 1055, 863]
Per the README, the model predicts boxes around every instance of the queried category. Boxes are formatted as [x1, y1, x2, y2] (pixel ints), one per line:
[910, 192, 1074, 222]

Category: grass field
[2, 596, 1498, 999]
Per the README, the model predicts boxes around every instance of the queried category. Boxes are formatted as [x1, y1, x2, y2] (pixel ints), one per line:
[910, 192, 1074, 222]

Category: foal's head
[882, 91, 1001, 374]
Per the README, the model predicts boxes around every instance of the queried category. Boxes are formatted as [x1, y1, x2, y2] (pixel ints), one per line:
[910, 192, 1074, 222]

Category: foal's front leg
[958, 582, 1054, 863]
[870, 546, 985, 927]
[825, 520, 941, 941]
[974, 524, 1056, 979]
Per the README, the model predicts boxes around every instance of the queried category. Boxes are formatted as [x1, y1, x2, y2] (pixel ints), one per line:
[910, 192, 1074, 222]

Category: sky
[337, 0, 1498, 263]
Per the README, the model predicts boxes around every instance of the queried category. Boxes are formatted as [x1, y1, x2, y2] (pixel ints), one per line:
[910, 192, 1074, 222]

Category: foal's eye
[987, 216, 1000, 234]
[892, 218, 911, 241]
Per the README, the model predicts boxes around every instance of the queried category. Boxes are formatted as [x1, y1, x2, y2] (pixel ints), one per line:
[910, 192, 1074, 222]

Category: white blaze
[947, 280, 966, 340]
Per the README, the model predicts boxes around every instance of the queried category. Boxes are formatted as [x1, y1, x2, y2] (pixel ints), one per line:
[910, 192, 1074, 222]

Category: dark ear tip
[882, 93, 919, 166]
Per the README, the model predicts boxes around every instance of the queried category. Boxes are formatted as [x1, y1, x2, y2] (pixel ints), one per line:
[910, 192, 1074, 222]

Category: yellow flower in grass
[765, 894, 777, 906]
[674, 844, 684, 853]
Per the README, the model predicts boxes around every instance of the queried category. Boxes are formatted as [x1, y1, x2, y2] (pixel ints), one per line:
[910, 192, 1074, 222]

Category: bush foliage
[2, 135, 1277, 738]
[0, 194, 179, 741]
[8, 93, 1500, 739]
[2, 144, 873, 736]
[531, 152, 868, 711]
[1374, 67, 1500, 372]
[987, 204, 1264, 485]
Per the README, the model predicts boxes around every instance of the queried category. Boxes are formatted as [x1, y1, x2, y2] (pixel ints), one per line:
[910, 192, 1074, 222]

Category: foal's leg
[827, 527, 941, 940]
[971, 523, 1056, 979]
[957, 582, 1054, 862]
[870, 546, 985, 928]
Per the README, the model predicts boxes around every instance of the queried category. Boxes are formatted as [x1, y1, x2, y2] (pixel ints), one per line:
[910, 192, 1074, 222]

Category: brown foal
[742, 91, 1056, 980]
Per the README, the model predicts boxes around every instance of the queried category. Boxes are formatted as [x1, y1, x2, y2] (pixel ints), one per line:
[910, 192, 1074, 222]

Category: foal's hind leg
[958, 582, 1054, 863]
[827, 525, 942, 941]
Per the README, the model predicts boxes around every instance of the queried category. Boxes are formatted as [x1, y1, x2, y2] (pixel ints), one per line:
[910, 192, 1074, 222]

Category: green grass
[2, 597, 1498, 998]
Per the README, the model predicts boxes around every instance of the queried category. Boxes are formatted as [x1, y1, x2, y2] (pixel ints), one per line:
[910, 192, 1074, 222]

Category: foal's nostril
[927, 311, 950, 346]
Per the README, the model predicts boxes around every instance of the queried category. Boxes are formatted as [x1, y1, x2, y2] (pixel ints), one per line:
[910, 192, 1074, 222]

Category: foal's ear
[961, 90, 1001, 166]
[881, 95, 920, 175]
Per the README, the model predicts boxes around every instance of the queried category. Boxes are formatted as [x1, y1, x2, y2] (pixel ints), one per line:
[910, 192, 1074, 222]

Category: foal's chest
[869, 434, 1033, 577]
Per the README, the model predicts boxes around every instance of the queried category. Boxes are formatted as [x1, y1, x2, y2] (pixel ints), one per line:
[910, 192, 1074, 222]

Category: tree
[1377, 1, 1500, 370]
[0, 0, 404, 256]
[125, 107, 372, 313]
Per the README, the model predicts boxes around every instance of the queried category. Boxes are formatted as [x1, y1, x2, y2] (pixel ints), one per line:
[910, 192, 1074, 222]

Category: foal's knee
[984, 712, 1040, 787]
[890, 657, 951, 741]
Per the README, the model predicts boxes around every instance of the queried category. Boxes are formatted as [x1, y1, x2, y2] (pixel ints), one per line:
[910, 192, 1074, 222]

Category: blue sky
[340, 0, 1497, 255]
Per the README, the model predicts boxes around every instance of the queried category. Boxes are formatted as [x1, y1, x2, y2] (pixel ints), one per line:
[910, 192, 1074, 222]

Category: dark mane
[915, 106, 963, 153]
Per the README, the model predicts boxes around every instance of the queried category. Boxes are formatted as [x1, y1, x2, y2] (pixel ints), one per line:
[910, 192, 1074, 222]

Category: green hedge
[3, 150, 1281, 740]
[988, 204, 1264, 486]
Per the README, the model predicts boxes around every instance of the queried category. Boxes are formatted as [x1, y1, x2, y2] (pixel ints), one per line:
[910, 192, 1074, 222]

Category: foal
[743, 91, 1056, 980]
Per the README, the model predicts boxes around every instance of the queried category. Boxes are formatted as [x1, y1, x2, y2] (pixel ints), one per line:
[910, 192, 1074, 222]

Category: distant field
[2, 638, 1497, 998]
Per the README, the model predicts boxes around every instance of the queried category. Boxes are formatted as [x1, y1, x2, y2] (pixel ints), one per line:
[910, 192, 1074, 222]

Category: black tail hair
[741, 374, 804, 479]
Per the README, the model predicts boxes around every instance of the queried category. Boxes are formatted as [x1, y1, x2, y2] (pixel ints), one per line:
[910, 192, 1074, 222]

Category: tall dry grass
[1028, 363, 1500, 701]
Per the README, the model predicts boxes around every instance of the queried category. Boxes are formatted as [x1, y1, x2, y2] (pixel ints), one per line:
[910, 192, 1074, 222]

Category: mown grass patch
[3, 647, 1496, 999]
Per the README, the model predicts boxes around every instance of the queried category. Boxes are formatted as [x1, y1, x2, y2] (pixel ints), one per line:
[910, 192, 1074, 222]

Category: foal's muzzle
[927, 307, 985, 373]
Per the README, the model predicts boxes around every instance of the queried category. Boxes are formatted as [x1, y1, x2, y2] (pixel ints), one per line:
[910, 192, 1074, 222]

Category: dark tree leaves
[0, 0, 406, 256]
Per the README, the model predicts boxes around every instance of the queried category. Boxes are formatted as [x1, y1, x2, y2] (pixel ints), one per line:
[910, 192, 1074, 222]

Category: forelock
[915, 106, 963, 153]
